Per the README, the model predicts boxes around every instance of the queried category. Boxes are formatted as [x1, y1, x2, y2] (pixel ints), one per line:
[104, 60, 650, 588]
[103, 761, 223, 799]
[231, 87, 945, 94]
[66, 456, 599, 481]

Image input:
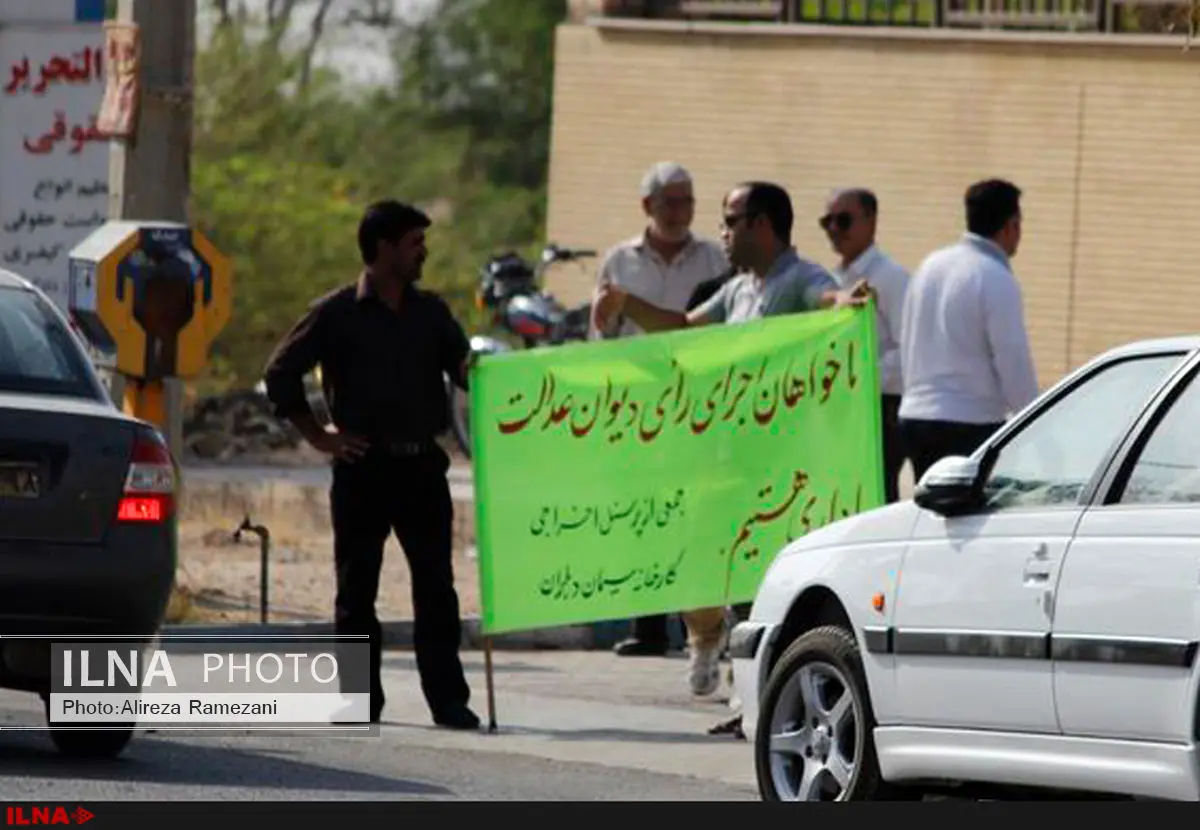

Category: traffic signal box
[68, 221, 232, 429]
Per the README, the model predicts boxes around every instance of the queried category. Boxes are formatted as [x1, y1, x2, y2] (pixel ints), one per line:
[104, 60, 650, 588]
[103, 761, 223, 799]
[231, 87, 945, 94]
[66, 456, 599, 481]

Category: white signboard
[0, 24, 108, 311]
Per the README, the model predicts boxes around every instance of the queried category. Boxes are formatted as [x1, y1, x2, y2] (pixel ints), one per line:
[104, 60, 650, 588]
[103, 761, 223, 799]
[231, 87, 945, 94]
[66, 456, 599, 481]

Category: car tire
[48, 727, 135, 760]
[754, 624, 907, 801]
[41, 694, 135, 760]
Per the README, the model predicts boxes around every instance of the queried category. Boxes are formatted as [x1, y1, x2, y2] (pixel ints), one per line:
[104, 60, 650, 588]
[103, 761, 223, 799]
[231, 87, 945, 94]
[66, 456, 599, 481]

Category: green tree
[393, 0, 568, 236]
[186, 1, 567, 391]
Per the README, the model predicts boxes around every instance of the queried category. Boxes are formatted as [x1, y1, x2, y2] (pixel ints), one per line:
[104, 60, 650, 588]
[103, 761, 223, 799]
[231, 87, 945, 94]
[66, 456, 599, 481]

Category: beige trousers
[682, 606, 726, 651]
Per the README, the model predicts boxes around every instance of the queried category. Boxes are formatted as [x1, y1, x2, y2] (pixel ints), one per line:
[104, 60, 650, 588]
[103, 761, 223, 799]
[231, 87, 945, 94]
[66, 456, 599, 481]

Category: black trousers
[900, 417, 1005, 483]
[330, 448, 470, 718]
[881, 394, 905, 505]
[630, 613, 669, 645]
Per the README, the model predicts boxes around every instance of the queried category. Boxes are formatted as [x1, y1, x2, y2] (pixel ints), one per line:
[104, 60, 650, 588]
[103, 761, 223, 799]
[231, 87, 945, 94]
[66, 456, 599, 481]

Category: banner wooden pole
[483, 635, 497, 732]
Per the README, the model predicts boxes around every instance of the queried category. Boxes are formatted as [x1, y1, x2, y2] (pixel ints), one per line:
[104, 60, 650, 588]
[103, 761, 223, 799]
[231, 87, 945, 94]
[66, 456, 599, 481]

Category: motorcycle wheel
[447, 376, 472, 460]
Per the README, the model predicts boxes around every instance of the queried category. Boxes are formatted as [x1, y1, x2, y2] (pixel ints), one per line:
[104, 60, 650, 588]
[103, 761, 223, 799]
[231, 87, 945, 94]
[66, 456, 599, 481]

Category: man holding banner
[594, 182, 871, 332]
[593, 180, 872, 735]
[821, 187, 911, 504]
[589, 161, 735, 698]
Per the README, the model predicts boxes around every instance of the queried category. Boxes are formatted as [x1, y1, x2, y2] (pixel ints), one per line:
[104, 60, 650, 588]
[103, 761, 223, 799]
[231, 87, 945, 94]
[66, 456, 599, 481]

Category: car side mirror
[913, 455, 983, 517]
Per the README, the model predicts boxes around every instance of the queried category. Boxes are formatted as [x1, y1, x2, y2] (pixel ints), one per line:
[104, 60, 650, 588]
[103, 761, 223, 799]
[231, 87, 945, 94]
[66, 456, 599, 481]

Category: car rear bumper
[730, 621, 777, 743]
[0, 523, 176, 635]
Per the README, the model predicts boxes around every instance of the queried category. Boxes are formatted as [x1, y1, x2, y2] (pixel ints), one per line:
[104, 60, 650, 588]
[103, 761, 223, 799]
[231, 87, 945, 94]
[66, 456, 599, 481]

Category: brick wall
[546, 22, 1200, 388]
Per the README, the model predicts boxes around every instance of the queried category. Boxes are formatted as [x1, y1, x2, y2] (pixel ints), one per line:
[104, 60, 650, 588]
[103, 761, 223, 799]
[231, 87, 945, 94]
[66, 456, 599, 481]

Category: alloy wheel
[766, 660, 863, 800]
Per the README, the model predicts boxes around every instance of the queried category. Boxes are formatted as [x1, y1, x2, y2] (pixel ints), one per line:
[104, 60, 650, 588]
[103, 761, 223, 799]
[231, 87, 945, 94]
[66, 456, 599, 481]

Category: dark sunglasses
[721, 212, 747, 230]
[819, 211, 855, 232]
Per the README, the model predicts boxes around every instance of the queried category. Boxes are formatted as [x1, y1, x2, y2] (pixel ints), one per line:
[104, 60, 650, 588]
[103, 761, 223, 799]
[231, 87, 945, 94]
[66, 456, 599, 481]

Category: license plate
[0, 463, 41, 499]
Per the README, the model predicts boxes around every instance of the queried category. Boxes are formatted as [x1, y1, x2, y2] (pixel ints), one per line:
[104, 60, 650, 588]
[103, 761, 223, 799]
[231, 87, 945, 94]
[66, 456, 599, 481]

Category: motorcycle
[446, 242, 597, 459]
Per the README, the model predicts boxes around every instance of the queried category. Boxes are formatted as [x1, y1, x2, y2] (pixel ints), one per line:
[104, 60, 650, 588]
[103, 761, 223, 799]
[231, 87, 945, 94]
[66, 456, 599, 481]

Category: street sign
[68, 220, 232, 380]
[0, 24, 108, 311]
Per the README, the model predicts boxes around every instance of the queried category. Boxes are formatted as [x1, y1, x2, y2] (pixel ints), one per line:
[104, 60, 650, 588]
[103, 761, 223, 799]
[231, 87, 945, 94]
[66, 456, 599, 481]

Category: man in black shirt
[262, 200, 479, 730]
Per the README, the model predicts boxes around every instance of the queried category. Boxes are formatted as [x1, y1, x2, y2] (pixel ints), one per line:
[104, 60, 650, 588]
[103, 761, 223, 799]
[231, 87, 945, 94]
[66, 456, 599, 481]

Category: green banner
[470, 306, 884, 635]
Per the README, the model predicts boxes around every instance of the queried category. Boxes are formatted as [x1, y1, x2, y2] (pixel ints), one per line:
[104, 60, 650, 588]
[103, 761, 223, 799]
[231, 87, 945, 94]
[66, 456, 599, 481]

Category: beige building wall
[545, 21, 1200, 389]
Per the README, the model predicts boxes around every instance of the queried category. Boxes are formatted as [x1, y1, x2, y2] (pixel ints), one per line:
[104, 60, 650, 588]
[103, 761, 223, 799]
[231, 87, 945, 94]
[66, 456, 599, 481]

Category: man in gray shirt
[593, 180, 870, 736]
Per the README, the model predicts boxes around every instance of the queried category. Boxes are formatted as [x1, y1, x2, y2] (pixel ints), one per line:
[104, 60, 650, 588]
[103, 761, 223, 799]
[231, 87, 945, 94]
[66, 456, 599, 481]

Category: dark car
[0, 269, 177, 758]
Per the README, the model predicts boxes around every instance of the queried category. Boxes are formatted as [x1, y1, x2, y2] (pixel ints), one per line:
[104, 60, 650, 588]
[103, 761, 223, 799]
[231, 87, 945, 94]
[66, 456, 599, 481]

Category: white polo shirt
[593, 231, 729, 339]
[899, 233, 1039, 425]
[831, 244, 909, 398]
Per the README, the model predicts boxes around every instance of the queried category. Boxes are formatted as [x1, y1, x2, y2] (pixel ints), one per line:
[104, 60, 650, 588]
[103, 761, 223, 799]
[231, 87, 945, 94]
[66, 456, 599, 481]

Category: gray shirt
[692, 248, 838, 324]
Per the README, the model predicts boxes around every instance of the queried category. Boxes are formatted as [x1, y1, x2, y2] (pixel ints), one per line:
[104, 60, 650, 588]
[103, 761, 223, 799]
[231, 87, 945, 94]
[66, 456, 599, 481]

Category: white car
[732, 335, 1200, 801]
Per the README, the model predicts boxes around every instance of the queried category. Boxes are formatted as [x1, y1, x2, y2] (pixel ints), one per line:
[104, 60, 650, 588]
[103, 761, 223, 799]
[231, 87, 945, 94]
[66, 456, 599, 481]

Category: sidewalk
[374, 648, 757, 794]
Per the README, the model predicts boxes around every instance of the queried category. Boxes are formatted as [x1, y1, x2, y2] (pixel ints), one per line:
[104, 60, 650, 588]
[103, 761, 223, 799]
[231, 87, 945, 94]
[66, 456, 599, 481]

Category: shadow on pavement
[0, 730, 451, 797]
[384, 719, 739, 746]
[383, 655, 554, 675]
[498, 726, 742, 745]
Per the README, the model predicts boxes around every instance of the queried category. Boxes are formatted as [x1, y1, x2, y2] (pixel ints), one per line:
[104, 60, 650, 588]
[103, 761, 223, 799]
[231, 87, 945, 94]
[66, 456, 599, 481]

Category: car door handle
[1023, 560, 1052, 584]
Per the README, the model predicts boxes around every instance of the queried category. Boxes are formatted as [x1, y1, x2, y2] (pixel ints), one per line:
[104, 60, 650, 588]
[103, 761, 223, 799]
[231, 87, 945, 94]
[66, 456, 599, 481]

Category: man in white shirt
[898, 178, 1039, 481]
[821, 188, 910, 503]
[590, 161, 732, 700]
[590, 162, 729, 341]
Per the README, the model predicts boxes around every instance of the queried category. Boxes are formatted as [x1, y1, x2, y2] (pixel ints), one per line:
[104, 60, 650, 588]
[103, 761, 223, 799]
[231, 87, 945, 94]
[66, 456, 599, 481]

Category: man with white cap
[590, 161, 733, 698]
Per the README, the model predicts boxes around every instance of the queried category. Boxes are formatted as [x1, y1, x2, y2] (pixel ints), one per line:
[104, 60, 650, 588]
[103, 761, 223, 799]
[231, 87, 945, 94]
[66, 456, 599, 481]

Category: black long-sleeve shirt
[262, 273, 470, 445]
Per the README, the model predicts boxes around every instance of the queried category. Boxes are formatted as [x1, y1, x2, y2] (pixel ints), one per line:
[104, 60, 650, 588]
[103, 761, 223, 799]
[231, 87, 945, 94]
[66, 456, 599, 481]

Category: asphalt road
[0, 651, 757, 801]
[0, 723, 750, 801]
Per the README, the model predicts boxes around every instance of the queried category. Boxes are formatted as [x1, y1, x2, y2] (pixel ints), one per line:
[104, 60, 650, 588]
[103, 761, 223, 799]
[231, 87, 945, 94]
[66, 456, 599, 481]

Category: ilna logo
[5, 806, 93, 825]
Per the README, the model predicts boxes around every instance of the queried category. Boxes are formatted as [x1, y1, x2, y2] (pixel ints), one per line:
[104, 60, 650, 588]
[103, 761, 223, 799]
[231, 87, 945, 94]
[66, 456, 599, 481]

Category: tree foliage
[187, 0, 566, 391]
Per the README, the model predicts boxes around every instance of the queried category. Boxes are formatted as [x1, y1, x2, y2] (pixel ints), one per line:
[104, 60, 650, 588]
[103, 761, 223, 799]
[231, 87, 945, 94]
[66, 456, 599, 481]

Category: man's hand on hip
[310, 428, 370, 461]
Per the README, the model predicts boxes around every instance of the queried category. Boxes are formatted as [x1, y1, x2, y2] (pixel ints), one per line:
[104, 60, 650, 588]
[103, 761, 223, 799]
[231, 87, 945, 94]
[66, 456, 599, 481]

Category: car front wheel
[754, 625, 891, 801]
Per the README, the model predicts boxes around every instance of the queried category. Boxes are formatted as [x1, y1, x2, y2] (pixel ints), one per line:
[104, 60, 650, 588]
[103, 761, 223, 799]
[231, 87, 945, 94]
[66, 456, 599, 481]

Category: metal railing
[590, 0, 1198, 33]
[942, 0, 1101, 29]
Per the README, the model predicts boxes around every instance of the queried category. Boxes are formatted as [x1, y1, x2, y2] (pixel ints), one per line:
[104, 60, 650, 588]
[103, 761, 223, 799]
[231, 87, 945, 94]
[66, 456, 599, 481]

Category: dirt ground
[173, 477, 480, 625]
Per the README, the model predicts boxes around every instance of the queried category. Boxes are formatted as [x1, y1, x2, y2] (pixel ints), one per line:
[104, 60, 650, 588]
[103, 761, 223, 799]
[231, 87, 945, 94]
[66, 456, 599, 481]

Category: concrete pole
[108, 0, 196, 460]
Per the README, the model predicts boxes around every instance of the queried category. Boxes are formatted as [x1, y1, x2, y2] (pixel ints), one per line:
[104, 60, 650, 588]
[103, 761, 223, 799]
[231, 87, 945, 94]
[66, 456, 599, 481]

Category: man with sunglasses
[593, 180, 870, 737]
[820, 188, 910, 503]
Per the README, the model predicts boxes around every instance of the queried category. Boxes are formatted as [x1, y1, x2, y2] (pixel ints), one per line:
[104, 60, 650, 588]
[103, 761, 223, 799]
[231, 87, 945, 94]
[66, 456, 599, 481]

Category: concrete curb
[161, 616, 691, 652]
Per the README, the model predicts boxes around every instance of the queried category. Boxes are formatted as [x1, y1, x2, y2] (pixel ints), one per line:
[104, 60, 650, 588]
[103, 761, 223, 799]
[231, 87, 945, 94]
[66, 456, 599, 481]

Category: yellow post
[123, 378, 167, 430]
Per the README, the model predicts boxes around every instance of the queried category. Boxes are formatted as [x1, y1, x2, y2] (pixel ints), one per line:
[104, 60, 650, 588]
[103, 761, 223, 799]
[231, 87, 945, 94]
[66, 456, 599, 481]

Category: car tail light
[117, 428, 177, 523]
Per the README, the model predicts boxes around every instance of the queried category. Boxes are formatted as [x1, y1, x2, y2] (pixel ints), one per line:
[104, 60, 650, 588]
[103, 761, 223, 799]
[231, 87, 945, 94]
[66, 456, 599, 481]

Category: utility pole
[108, 0, 196, 460]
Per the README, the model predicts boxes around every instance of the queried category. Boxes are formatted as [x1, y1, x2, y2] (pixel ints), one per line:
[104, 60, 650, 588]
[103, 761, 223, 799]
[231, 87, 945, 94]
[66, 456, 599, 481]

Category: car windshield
[0, 286, 98, 398]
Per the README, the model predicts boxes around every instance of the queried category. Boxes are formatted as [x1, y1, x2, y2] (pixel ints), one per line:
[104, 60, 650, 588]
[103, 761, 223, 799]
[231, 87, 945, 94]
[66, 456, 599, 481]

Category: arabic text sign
[470, 307, 884, 635]
[0, 25, 108, 310]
